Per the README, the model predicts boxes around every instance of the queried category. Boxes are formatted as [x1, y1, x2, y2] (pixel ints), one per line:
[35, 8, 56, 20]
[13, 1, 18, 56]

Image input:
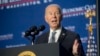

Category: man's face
[45, 6, 62, 29]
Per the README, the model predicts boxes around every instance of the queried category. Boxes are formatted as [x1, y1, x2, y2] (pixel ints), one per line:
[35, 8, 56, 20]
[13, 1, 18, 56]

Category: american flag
[86, 35, 97, 56]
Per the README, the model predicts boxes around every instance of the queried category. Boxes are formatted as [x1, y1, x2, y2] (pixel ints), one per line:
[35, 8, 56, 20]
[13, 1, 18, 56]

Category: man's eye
[50, 13, 52, 15]
[48, 12, 52, 15]
[56, 12, 60, 15]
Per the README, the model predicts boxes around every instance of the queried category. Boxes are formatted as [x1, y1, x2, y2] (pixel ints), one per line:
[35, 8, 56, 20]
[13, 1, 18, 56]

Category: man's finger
[74, 39, 79, 45]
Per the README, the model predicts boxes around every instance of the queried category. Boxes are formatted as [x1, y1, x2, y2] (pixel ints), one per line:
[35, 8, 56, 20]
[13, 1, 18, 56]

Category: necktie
[50, 31, 56, 43]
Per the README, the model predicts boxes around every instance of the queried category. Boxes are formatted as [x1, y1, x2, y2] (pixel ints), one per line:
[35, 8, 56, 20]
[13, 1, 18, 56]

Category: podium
[0, 43, 60, 56]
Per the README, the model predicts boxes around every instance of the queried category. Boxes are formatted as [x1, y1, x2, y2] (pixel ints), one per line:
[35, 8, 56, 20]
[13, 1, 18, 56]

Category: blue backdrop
[0, 0, 97, 55]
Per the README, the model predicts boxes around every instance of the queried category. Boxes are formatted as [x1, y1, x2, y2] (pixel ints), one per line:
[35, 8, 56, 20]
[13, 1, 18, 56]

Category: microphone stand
[31, 35, 35, 45]
[31, 30, 39, 45]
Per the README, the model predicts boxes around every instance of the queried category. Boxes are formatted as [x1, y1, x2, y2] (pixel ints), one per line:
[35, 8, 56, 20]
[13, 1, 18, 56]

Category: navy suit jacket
[35, 27, 85, 56]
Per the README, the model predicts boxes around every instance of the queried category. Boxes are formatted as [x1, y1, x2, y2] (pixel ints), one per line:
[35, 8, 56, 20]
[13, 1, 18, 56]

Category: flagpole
[85, 9, 97, 56]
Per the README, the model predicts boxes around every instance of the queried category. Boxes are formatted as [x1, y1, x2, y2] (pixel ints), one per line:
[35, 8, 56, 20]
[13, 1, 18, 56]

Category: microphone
[24, 25, 45, 37]
[31, 25, 45, 36]
[38, 25, 45, 31]
[24, 25, 45, 44]
[32, 25, 45, 43]
[24, 26, 37, 37]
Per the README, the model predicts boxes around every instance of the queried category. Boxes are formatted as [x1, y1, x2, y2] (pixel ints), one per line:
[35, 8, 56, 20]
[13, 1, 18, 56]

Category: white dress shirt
[48, 27, 62, 43]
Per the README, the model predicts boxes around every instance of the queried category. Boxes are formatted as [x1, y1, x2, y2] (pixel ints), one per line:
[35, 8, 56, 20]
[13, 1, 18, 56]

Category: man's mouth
[51, 20, 57, 23]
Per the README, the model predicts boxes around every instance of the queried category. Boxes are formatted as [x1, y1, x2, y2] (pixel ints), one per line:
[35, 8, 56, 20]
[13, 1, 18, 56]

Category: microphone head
[38, 25, 45, 31]
[24, 30, 30, 37]
[24, 26, 37, 37]
[24, 25, 45, 37]
[29, 26, 37, 31]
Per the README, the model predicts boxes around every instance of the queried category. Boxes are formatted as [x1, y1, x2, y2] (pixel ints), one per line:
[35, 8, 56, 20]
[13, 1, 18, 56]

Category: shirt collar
[50, 26, 62, 33]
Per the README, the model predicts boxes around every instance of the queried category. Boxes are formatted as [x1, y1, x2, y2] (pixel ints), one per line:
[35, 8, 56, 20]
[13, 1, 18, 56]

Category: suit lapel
[43, 31, 49, 43]
[58, 27, 67, 43]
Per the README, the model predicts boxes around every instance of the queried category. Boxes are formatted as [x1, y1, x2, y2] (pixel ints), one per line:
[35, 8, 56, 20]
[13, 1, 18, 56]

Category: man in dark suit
[35, 4, 85, 56]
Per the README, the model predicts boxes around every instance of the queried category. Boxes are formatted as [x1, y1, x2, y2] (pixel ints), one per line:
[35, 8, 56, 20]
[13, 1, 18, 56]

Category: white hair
[45, 4, 62, 13]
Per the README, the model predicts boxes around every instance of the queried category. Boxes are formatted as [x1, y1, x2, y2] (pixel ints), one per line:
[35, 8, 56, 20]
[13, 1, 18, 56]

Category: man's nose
[52, 14, 56, 18]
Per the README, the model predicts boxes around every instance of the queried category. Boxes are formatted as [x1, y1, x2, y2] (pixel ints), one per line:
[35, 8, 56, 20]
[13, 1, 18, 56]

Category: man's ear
[45, 15, 48, 23]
